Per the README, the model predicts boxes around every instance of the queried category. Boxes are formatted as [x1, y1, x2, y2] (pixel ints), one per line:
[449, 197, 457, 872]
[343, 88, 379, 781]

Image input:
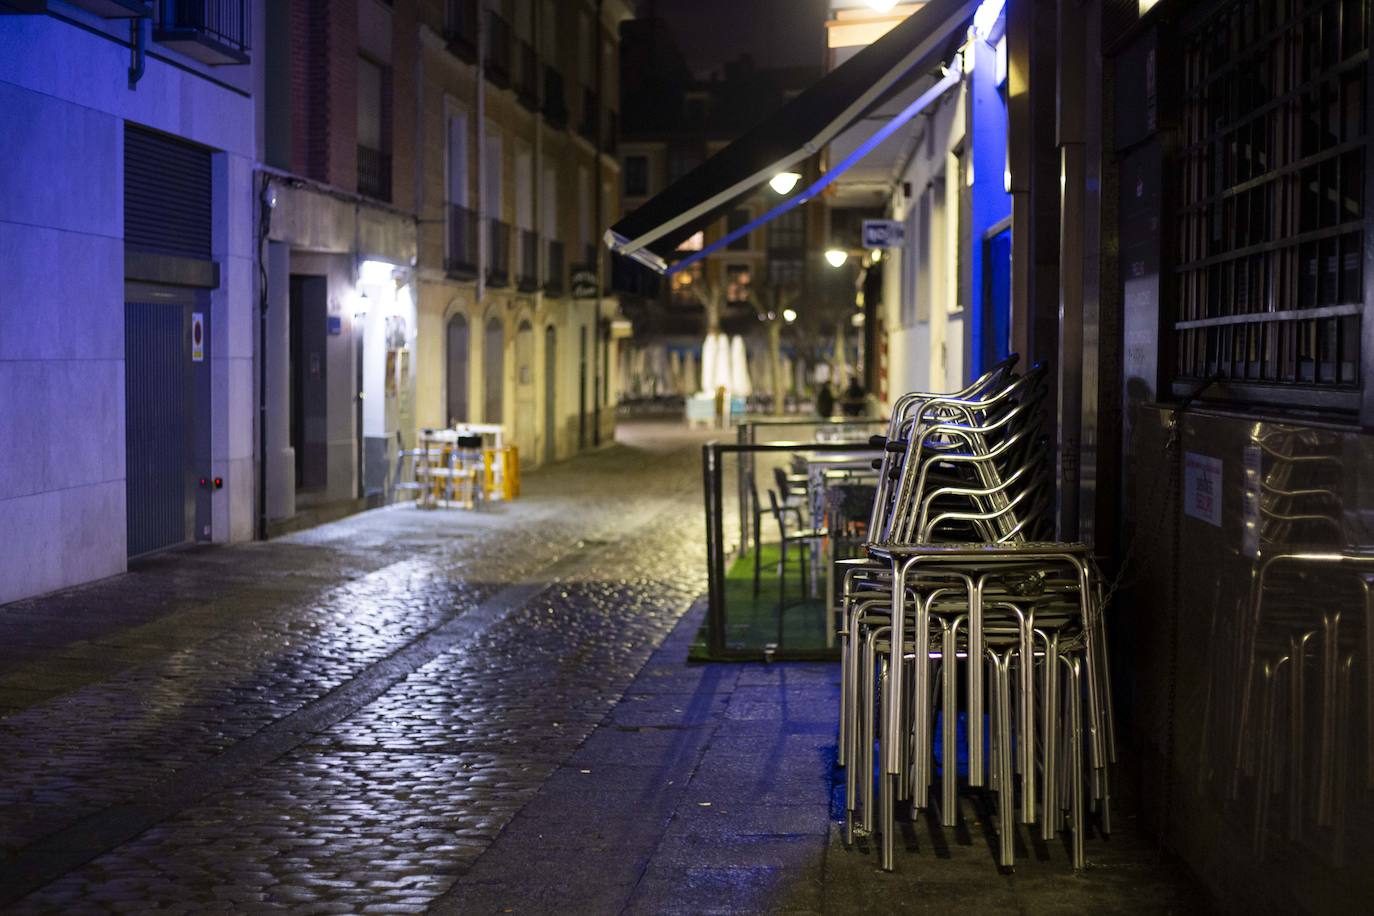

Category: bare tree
[747, 281, 800, 413]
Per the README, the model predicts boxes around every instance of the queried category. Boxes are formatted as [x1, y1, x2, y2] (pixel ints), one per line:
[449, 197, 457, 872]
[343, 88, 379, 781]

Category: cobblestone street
[0, 422, 1207, 914]
[0, 423, 715, 913]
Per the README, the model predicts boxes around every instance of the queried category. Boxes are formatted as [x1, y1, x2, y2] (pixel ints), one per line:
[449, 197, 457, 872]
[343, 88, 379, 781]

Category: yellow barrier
[482, 446, 520, 501]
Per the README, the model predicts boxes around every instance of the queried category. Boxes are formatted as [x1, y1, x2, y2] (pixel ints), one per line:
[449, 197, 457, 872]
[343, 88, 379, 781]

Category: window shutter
[124, 125, 212, 260]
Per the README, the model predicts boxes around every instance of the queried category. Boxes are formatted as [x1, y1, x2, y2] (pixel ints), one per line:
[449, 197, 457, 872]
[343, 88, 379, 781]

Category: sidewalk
[438, 601, 1213, 915]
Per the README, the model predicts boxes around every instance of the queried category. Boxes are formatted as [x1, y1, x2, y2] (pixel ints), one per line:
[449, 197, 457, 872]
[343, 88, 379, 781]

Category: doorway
[483, 316, 504, 423]
[124, 289, 210, 558]
[515, 320, 535, 461]
[289, 274, 328, 492]
[446, 314, 469, 425]
[982, 225, 1013, 370]
[544, 325, 557, 465]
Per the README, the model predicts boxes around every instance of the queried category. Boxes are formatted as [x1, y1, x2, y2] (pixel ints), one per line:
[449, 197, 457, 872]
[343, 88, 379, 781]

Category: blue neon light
[665, 67, 962, 277]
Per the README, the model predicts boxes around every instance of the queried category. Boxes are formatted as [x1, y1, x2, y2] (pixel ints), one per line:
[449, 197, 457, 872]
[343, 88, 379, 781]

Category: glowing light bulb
[825, 248, 849, 268]
[769, 171, 801, 194]
[783, 308, 798, 323]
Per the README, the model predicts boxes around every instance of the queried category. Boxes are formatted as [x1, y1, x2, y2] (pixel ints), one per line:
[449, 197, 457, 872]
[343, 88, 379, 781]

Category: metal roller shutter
[124, 125, 212, 260]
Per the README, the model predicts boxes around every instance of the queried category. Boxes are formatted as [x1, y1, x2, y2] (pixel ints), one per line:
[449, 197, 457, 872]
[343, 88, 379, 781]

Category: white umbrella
[729, 334, 752, 397]
[699, 336, 716, 396]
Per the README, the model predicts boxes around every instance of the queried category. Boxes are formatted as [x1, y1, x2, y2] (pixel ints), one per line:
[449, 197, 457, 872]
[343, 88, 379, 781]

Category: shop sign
[862, 219, 905, 248]
[571, 269, 598, 299]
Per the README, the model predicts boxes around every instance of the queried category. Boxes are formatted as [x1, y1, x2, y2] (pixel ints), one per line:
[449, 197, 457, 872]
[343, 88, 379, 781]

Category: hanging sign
[862, 219, 905, 248]
[191, 312, 205, 362]
[571, 269, 598, 299]
[1183, 452, 1222, 527]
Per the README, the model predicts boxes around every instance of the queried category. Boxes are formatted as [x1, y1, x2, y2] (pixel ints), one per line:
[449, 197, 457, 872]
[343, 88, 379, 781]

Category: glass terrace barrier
[698, 427, 884, 662]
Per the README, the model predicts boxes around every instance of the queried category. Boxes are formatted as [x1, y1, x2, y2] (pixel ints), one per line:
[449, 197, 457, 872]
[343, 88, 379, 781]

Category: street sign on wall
[862, 219, 905, 248]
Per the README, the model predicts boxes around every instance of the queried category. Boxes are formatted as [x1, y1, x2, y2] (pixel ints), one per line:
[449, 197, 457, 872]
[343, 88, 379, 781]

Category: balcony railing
[516, 39, 539, 111]
[578, 86, 598, 142]
[486, 11, 512, 87]
[357, 145, 391, 202]
[517, 228, 539, 292]
[545, 239, 565, 296]
[446, 204, 478, 277]
[543, 66, 568, 130]
[154, 0, 250, 65]
[488, 219, 511, 287]
[444, 0, 477, 62]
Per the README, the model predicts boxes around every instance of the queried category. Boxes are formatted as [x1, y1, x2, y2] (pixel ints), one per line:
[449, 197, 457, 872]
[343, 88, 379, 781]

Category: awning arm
[661, 63, 963, 278]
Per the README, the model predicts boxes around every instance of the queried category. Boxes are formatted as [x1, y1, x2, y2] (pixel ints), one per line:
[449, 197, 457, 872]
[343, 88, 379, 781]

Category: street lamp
[769, 171, 801, 194]
[782, 308, 798, 323]
[825, 248, 849, 268]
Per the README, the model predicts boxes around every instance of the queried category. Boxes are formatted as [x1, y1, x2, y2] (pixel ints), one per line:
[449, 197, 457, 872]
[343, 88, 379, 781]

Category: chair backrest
[875, 363, 1049, 546]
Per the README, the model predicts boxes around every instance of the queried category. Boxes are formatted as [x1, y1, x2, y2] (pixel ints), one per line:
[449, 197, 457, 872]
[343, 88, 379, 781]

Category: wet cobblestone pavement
[0, 424, 714, 913]
[0, 422, 1210, 914]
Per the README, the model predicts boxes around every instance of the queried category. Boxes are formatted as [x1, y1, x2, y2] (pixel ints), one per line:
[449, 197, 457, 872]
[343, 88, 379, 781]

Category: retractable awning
[604, 0, 980, 274]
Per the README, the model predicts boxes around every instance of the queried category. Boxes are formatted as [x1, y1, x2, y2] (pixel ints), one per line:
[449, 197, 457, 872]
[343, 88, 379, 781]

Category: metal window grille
[1171, 0, 1368, 410]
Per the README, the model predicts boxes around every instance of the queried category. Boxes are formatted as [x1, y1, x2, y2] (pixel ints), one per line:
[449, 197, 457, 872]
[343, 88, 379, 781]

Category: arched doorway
[483, 316, 504, 424]
[514, 320, 535, 463]
[544, 325, 556, 465]
[445, 313, 468, 426]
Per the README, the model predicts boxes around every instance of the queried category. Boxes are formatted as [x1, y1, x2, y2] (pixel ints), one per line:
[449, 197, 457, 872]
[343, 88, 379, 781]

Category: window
[769, 206, 805, 251]
[727, 208, 751, 250]
[446, 112, 469, 205]
[357, 56, 391, 201]
[1170, 0, 1366, 409]
[624, 155, 649, 197]
[727, 264, 752, 303]
[768, 257, 804, 290]
[484, 125, 503, 219]
[671, 261, 704, 305]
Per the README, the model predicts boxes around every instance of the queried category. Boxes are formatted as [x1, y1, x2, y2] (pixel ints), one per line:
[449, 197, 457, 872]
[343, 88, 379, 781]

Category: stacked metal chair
[837, 356, 1117, 872]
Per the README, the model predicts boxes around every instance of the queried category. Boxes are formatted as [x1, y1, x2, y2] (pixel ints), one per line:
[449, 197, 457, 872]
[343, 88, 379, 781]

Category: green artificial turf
[689, 542, 834, 661]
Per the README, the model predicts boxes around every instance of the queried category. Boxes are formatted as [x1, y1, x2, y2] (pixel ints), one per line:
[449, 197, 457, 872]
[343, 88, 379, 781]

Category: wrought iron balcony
[444, 0, 478, 62]
[517, 229, 539, 292]
[486, 12, 512, 87]
[543, 67, 568, 130]
[356, 145, 391, 203]
[545, 239, 565, 297]
[516, 40, 539, 111]
[154, 0, 250, 65]
[488, 219, 511, 287]
[446, 204, 479, 278]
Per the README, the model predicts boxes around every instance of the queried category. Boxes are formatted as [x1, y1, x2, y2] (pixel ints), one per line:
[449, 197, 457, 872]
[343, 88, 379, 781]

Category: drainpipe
[127, 14, 147, 89]
[1056, 0, 1086, 541]
[592, 0, 604, 447]
[256, 175, 273, 541]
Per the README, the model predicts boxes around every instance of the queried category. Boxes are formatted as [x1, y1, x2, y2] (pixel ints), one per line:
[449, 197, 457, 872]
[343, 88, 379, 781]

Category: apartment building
[414, 0, 630, 463]
[618, 21, 834, 403]
[257, 0, 421, 532]
[0, 0, 259, 603]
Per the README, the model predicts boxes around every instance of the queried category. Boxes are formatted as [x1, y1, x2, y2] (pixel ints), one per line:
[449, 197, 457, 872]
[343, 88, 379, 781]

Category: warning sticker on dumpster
[1183, 452, 1222, 526]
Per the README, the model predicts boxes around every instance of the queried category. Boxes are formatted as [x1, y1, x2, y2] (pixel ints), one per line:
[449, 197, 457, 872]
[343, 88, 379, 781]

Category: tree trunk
[768, 319, 785, 415]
